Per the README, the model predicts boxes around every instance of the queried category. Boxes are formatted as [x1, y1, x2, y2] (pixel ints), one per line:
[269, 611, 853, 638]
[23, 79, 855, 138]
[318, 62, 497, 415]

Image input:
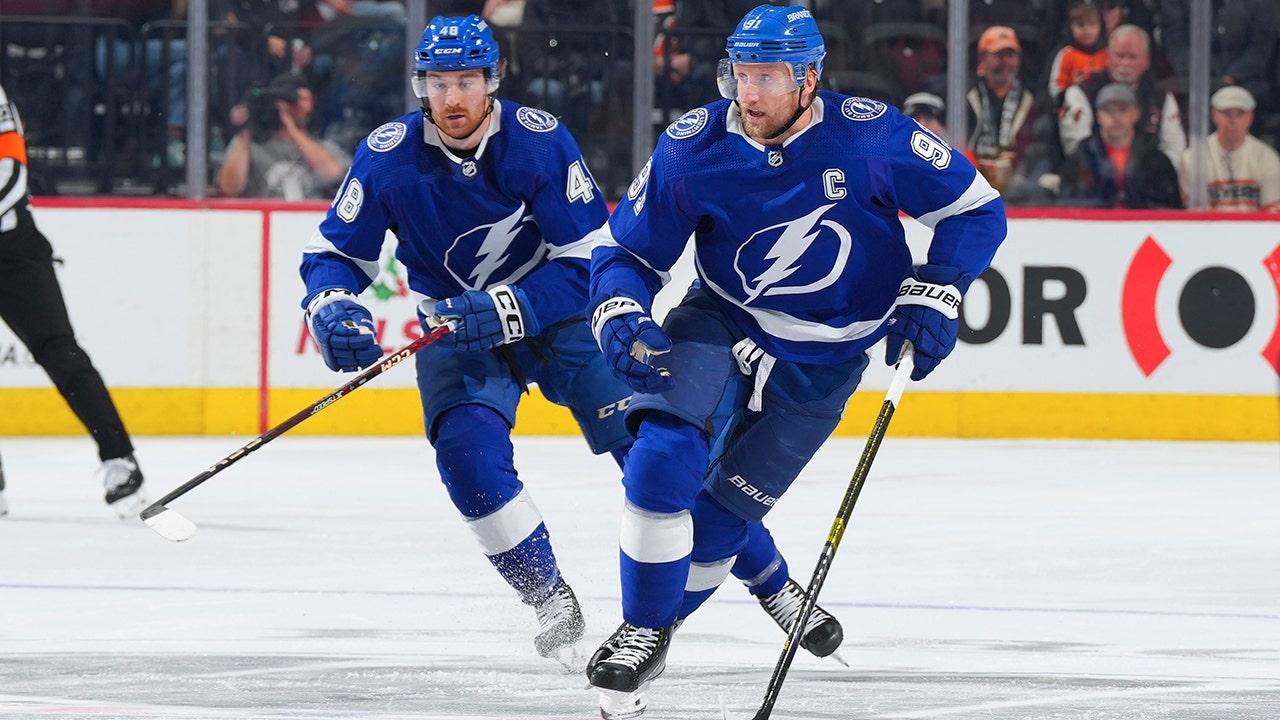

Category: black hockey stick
[139, 324, 452, 542]
[742, 344, 915, 720]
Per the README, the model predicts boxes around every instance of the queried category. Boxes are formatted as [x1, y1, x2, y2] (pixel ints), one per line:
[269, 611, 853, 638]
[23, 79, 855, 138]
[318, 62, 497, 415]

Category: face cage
[412, 71, 500, 100]
[716, 59, 806, 100]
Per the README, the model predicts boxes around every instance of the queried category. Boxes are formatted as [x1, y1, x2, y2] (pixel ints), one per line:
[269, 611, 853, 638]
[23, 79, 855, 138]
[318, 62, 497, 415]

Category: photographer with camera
[216, 73, 350, 200]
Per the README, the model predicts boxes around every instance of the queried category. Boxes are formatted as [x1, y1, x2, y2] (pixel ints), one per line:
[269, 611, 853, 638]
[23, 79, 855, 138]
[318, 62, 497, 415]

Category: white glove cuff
[590, 296, 644, 349]
[305, 288, 358, 332]
[896, 277, 962, 320]
[487, 285, 528, 345]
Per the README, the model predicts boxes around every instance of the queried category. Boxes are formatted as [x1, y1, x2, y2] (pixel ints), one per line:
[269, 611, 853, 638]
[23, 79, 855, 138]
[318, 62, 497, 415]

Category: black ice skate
[98, 455, 145, 519]
[759, 578, 844, 658]
[533, 578, 586, 667]
[587, 622, 673, 719]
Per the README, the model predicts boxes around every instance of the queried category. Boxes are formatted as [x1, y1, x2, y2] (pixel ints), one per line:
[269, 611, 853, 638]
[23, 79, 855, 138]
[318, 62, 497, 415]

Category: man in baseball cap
[1094, 82, 1138, 111]
[902, 92, 948, 140]
[1183, 86, 1280, 211]
[1210, 85, 1257, 112]
[1058, 82, 1182, 208]
[977, 25, 1021, 56]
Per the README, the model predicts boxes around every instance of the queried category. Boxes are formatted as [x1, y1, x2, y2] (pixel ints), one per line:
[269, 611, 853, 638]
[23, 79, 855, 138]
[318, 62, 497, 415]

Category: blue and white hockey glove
[306, 289, 383, 372]
[885, 264, 965, 381]
[590, 295, 675, 394]
[431, 284, 541, 353]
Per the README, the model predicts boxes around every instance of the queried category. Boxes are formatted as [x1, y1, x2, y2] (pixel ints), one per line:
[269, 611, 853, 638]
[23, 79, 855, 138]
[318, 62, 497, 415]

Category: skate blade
[111, 492, 148, 520]
[599, 680, 651, 720]
[829, 648, 850, 667]
[549, 642, 587, 674]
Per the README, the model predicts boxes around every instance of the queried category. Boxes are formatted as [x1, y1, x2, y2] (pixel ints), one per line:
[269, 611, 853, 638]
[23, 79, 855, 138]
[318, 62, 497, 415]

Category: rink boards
[2, 200, 1277, 441]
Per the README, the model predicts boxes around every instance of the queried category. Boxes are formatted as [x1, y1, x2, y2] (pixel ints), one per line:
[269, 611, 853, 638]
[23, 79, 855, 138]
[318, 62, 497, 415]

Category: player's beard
[740, 104, 790, 142]
[433, 98, 490, 147]
[740, 91, 807, 143]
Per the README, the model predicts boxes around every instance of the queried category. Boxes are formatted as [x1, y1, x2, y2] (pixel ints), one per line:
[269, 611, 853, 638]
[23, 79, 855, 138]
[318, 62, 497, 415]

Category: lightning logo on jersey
[444, 204, 540, 290]
[733, 204, 851, 305]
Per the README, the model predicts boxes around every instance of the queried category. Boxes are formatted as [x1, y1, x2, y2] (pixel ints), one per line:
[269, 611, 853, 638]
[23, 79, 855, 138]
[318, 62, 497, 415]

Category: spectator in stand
[215, 73, 349, 200]
[903, 91, 949, 142]
[215, 0, 322, 150]
[1058, 24, 1187, 167]
[1058, 83, 1182, 208]
[1160, 0, 1277, 107]
[1180, 86, 1280, 212]
[1046, 2, 1108, 102]
[965, 26, 1052, 195]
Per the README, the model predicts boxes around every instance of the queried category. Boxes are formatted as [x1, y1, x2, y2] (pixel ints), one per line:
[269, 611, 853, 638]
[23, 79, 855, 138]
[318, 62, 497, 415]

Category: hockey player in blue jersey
[300, 14, 847, 670]
[585, 5, 1007, 716]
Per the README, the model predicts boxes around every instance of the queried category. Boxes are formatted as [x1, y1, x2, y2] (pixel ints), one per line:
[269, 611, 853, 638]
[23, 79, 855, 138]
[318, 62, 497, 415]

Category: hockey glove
[590, 296, 675, 394]
[432, 284, 541, 353]
[306, 289, 383, 372]
[885, 264, 965, 381]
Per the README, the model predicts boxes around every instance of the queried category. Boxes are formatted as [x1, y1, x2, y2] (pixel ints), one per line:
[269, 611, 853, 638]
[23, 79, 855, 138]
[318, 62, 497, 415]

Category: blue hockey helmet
[413, 15, 500, 98]
[719, 5, 825, 99]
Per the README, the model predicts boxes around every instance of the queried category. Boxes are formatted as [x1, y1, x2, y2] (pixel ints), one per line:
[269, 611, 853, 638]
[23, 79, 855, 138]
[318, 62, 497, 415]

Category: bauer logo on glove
[897, 280, 961, 319]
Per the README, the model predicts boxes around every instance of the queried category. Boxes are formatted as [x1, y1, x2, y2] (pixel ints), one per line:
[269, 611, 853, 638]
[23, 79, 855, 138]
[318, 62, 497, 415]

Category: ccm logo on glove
[490, 286, 526, 343]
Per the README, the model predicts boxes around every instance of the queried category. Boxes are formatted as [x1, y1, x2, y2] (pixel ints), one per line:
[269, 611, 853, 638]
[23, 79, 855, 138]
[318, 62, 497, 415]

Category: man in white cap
[902, 91, 949, 141]
[1180, 86, 1280, 212]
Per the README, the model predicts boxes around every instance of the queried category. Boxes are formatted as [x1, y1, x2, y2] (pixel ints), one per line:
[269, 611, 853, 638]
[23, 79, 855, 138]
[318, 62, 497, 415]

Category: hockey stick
[139, 324, 452, 542]
[741, 344, 915, 720]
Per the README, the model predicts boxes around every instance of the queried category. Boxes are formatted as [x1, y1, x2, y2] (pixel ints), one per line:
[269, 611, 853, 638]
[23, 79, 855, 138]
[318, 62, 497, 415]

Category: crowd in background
[1, 0, 1278, 210]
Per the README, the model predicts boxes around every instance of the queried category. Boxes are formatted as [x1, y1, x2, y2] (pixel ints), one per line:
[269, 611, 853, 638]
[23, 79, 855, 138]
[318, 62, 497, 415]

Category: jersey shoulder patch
[366, 121, 408, 152]
[666, 107, 709, 139]
[515, 106, 559, 132]
[840, 96, 889, 122]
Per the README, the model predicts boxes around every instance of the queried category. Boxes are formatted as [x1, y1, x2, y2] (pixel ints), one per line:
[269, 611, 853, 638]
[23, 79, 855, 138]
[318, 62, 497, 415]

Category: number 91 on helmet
[716, 4, 826, 100]
[412, 14, 501, 99]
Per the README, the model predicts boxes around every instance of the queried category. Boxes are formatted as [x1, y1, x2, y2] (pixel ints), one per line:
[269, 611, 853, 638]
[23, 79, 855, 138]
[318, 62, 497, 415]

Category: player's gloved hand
[431, 284, 541, 353]
[306, 289, 383, 372]
[885, 264, 965, 381]
[590, 295, 675, 394]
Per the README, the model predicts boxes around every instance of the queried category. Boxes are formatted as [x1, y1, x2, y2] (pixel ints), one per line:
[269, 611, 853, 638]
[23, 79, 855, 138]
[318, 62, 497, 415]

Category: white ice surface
[1, 435, 1278, 719]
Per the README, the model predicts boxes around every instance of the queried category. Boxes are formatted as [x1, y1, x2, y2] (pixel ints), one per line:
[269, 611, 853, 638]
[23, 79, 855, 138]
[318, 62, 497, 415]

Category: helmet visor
[413, 71, 499, 99]
[717, 59, 804, 100]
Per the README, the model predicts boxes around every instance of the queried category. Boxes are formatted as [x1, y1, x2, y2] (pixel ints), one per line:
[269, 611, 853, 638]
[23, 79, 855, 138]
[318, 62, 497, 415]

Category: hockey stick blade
[141, 504, 198, 542]
[137, 325, 453, 542]
[739, 344, 916, 720]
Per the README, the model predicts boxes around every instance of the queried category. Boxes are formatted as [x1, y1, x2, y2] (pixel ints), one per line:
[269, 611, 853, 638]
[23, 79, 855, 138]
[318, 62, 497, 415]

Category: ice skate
[98, 456, 145, 519]
[758, 578, 844, 658]
[0, 464, 8, 517]
[587, 622, 673, 719]
[533, 578, 586, 670]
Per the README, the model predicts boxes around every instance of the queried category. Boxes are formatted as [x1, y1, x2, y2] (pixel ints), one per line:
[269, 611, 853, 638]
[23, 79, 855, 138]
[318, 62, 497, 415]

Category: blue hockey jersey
[593, 93, 1007, 364]
[302, 100, 608, 326]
